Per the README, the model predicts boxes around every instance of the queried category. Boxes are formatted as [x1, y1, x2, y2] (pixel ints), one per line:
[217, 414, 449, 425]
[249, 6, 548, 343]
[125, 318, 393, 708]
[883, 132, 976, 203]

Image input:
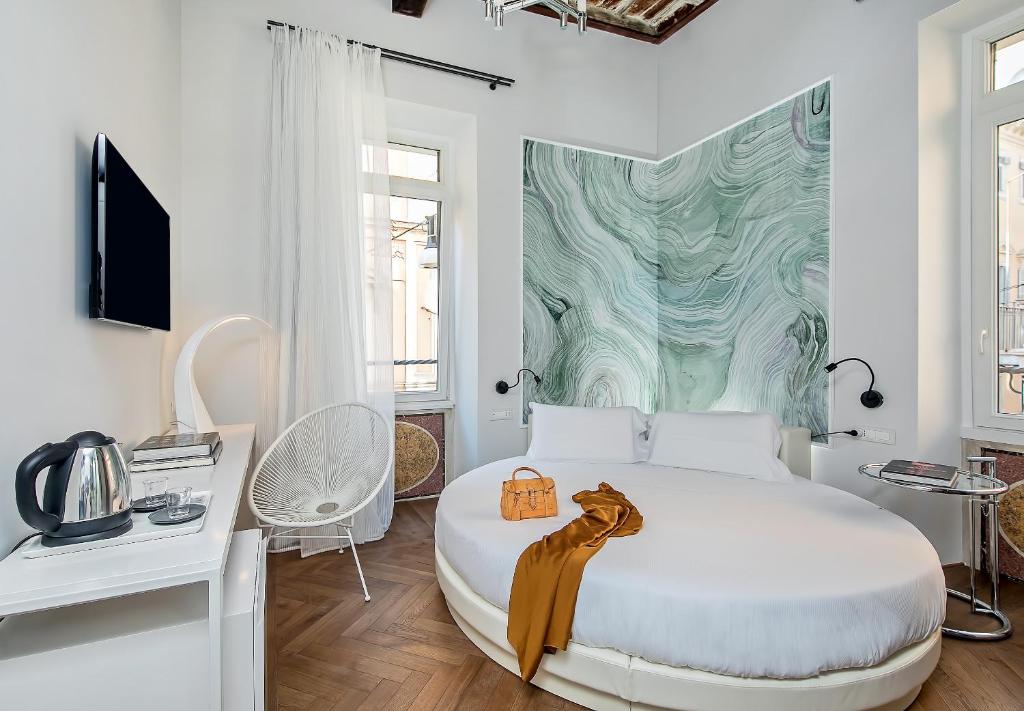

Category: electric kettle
[16, 431, 133, 546]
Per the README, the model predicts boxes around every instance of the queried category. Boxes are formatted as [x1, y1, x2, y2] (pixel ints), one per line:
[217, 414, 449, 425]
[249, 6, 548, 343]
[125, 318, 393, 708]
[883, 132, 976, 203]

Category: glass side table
[859, 456, 1012, 641]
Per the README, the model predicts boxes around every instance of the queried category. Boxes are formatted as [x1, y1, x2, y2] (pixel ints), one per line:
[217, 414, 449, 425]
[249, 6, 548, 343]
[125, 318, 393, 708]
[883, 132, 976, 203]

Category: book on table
[129, 441, 223, 472]
[880, 460, 958, 486]
[133, 432, 221, 462]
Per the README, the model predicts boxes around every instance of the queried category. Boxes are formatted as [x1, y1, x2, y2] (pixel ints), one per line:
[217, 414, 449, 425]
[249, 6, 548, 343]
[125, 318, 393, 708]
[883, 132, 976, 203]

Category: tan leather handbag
[501, 466, 558, 521]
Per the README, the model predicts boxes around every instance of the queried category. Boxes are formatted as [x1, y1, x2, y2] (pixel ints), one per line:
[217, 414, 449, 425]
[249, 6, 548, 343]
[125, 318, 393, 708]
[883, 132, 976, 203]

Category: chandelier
[482, 1, 588, 34]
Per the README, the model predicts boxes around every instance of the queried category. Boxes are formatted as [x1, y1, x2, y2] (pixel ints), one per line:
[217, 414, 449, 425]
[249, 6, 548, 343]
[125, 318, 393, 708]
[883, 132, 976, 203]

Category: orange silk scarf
[506, 482, 643, 682]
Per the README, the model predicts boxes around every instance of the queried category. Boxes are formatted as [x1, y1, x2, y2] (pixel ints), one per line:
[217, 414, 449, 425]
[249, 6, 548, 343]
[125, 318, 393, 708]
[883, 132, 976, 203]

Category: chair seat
[266, 494, 358, 525]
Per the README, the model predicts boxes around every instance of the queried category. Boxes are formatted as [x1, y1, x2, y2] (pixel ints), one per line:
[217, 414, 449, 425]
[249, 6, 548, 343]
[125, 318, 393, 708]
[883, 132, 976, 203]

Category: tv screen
[90, 133, 170, 331]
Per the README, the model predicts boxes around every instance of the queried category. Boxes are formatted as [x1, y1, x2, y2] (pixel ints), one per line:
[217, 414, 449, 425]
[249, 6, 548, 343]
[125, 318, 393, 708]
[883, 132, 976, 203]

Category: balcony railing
[1000, 304, 1024, 352]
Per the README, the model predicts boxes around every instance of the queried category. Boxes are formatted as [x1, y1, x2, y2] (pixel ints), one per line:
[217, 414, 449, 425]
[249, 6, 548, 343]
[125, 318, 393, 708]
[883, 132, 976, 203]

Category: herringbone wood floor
[268, 499, 1024, 711]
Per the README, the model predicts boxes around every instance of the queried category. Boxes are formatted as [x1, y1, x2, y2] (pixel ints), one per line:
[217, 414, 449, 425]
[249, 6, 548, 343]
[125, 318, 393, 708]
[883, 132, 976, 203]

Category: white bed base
[436, 547, 941, 711]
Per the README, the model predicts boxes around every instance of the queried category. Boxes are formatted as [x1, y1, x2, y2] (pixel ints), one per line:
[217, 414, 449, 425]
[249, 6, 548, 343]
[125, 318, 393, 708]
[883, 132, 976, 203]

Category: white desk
[0, 424, 256, 711]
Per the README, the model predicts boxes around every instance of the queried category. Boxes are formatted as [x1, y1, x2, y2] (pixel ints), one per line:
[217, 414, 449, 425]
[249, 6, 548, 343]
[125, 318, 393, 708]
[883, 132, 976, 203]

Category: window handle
[980, 329, 989, 354]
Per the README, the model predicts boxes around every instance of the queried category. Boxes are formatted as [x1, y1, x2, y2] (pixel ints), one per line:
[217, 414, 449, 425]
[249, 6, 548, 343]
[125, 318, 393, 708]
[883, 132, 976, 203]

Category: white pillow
[527, 403, 648, 463]
[646, 411, 794, 483]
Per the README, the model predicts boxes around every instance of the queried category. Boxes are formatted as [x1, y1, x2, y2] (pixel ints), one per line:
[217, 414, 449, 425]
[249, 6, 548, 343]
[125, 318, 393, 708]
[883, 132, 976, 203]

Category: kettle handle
[15, 441, 77, 533]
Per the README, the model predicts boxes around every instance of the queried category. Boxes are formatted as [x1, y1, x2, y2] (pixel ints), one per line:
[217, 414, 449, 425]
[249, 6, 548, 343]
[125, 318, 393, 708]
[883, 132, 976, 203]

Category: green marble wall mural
[522, 82, 831, 435]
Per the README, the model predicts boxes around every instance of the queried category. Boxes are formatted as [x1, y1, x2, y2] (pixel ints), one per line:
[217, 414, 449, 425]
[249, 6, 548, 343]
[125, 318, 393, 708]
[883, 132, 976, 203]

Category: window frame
[387, 130, 455, 412]
[993, 28, 1024, 93]
[964, 8, 1024, 434]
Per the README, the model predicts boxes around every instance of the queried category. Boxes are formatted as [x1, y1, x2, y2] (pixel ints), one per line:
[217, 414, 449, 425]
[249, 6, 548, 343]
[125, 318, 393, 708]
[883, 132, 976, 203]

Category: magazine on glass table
[880, 460, 958, 487]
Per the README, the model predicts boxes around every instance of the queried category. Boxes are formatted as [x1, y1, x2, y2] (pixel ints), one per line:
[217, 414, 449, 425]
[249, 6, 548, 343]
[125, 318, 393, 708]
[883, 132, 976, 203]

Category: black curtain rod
[266, 19, 515, 90]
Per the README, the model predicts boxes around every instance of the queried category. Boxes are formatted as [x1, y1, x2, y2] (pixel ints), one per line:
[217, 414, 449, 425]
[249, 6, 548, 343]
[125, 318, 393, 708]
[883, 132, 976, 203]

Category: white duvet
[434, 457, 946, 679]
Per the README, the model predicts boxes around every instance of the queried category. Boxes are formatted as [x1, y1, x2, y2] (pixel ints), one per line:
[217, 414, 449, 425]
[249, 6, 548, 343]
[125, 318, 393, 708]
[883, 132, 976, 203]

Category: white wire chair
[248, 403, 394, 602]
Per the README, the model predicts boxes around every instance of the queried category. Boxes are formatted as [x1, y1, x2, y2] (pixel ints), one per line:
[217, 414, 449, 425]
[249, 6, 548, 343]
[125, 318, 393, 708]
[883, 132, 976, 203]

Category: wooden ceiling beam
[524, 5, 660, 43]
[392, 0, 430, 19]
[524, 0, 719, 44]
[655, 0, 718, 43]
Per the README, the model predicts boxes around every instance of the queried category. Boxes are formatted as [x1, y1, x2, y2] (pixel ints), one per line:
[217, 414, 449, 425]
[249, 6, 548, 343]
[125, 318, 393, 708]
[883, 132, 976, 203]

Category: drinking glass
[143, 477, 169, 506]
[166, 486, 193, 520]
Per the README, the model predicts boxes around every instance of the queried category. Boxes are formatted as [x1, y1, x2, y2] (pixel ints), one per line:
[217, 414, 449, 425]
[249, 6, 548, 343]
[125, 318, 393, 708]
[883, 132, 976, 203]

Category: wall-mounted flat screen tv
[89, 133, 170, 330]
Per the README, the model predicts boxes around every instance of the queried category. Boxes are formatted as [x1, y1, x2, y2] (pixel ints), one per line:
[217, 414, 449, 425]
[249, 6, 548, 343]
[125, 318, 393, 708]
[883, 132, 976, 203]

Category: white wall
[177, 0, 660, 476]
[0, 0, 182, 556]
[658, 0, 969, 561]
[917, 10, 964, 474]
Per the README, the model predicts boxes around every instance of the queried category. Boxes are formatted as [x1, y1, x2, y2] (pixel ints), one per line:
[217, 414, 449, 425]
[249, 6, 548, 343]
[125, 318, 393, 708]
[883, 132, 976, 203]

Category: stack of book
[129, 432, 223, 473]
[880, 459, 959, 487]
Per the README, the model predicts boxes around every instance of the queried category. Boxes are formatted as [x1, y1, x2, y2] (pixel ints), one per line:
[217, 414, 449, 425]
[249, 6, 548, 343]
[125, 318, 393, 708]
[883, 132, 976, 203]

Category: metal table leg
[943, 492, 1013, 641]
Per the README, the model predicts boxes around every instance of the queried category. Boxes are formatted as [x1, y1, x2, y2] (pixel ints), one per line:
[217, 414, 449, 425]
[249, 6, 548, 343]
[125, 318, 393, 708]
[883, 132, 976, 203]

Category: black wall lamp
[496, 369, 541, 394]
[825, 357, 883, 409]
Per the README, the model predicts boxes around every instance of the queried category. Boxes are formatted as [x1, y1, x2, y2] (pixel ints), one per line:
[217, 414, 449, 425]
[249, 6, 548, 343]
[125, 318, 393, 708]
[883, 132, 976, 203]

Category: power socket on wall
[856, 426, 895, 445]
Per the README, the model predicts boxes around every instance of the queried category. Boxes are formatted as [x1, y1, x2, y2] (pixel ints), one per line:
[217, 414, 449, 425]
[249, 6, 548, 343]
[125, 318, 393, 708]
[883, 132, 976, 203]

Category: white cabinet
[222, 529, 267, 711]
[0, 424, 257, 711]
[0, 530, 266, 711]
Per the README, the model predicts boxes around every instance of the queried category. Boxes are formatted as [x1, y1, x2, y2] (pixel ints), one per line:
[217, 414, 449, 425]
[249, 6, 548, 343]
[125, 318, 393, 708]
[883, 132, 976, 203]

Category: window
[391, 194, 440, 393]
[382, 106, 473, 497]
[386, 141, 452, 406]
[967, 13, 1024, 430]
[996, 121, 1024, 417]
[389, 143, 440, 182]
[993, 28, 1024, 91]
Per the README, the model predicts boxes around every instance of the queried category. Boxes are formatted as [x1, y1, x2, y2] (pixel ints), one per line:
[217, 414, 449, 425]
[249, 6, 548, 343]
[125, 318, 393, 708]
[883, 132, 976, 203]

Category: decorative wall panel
[522, 83, 831, 434]
[968, 443, 1024, 581]
[395, 413, 445, 500]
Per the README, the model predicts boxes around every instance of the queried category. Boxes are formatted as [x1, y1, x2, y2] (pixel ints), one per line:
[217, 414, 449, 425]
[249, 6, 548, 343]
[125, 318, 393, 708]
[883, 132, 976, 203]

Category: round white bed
[435, 455, 946, 711]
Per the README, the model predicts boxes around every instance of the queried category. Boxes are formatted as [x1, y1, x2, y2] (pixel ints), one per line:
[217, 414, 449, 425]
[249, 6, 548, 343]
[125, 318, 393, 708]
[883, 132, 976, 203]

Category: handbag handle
[511, 466, 544, 482]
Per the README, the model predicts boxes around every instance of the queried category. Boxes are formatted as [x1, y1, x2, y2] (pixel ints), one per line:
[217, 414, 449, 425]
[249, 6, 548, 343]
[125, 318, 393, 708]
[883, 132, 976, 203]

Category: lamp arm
[495, 369, 542, 395]
[824, 356, 883, 409]
[173, 314, 272, 433]
[829, 357, 875, 391]
[506, 369, 528, 390]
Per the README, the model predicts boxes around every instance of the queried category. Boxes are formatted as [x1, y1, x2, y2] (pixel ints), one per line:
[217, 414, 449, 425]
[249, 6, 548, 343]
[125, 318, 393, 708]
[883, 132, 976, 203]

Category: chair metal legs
[263, 522, 373, 602]
[344, 526, 371, 602]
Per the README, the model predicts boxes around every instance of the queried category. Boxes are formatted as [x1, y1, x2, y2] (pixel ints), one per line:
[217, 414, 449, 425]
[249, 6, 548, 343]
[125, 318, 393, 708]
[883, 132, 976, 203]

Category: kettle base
[40, 520, 133, 548]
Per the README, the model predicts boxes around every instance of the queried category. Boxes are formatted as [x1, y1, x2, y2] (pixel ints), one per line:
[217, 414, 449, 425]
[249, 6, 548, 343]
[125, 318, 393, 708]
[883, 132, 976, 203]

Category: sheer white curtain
[260, 26, 394, 555]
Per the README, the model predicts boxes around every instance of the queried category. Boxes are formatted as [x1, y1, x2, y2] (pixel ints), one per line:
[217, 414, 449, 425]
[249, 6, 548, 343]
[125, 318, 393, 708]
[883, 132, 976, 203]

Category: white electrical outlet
[857, 426, 895, 445]
[489, 408, 513, 421]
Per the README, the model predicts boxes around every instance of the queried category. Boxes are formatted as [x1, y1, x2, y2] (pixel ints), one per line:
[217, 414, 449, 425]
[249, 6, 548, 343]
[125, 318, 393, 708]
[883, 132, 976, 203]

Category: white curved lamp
[174, 314, 271, 434]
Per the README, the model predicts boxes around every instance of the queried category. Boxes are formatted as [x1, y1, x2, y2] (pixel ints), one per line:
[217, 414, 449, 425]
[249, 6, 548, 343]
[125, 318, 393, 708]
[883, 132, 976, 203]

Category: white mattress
[434, 457, 946, 680]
